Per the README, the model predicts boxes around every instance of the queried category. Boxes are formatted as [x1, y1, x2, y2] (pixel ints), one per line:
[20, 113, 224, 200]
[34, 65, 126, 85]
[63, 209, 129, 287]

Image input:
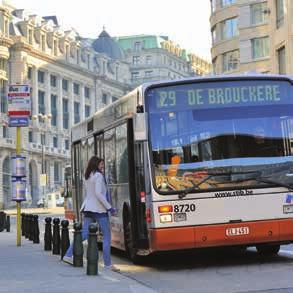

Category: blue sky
[9, 0, 212, 60]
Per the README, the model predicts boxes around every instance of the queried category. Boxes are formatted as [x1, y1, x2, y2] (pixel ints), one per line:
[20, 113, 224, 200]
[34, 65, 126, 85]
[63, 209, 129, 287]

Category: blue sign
[9, 116, 29, 127]
[146, 80, 292, 112]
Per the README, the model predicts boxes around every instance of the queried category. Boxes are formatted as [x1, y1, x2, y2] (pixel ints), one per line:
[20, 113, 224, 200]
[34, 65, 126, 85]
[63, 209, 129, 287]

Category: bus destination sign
[147, 80, 291, 111]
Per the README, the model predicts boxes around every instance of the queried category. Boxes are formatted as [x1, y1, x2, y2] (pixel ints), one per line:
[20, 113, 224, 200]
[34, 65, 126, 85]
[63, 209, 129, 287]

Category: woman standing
[63, 156, 119, 272]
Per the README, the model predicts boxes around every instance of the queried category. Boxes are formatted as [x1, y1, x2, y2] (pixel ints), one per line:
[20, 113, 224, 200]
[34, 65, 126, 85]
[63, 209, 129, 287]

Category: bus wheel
[256, 244, 280, 255]
[123, 218, 142, 264]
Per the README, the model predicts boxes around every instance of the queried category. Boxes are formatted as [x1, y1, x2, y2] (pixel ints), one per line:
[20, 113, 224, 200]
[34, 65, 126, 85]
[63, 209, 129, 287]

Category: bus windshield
[145, 78, 293, 194]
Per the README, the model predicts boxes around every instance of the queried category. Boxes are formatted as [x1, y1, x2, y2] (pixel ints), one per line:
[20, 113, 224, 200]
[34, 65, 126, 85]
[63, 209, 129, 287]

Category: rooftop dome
[92, 29, 125, 60]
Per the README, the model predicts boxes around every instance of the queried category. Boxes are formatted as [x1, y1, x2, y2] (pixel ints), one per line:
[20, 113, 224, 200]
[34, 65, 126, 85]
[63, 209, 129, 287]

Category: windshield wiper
[178, 170, 260, 199]
[252, 176, 293, 190]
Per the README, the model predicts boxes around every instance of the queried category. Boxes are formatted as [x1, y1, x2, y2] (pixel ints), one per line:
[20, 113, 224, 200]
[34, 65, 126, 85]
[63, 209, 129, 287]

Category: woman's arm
[94, 174, 112, 210]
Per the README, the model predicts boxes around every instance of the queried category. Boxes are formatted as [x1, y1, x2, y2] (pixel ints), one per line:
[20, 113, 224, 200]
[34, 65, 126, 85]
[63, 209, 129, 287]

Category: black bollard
[44, 217, 52, 251]
[52, 218, 61, 255]
[87, 223, 98, 276]
[29, 214, 34, 241]
[60, 220, 70, 260]
[5, 214, 10, 232]
[24, 214, 29, 238]
[21, 213, 25, 236]
[73, 222, 83, 267]
[33, 215, 40, 244]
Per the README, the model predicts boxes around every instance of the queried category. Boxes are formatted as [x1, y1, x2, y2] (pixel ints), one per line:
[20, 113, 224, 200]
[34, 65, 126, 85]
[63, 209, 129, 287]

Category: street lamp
[32, 113, 51, 207]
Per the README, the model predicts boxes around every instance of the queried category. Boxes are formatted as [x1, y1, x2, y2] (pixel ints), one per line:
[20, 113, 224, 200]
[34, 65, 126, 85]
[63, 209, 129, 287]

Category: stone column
[45, 71, 51, 116]
[80, 84, 85, 121]
[69, 80, 74, 127]
[57, 75, 63, 130]
[32, 66, 38, 116]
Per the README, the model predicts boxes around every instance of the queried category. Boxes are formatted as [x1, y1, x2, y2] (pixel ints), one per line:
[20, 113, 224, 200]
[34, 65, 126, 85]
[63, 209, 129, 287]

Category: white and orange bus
[71, 74, 293, 262]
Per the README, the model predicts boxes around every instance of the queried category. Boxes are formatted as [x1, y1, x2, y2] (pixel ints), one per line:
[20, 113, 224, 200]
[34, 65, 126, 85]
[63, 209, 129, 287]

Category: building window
[146, 56, 152, 65]
[211, 26, 217, 44]
[53, 136, 58, 148]
[221, 17, 238, 40]
[222, 50, 239, 72]
[54, 162, 60, 184]
[65, 139, 69, 150]
[85, 87, 90, 98]
[251, 2, 268, 25]
[53, 40, 58, 56]
[62, 79, 68, 91]
[85, 105, 90, 118]
[50, 75, 57, 87]
[277, 46, 286, 74]
[41, 35, 46, 52]
[51, 94, 57, 126]
[212, 57, 217, 74]
[27, 66, 32, 79]
[211, 0, 216, 13]
[65, 45, 69, 60]
[132, 56, 140, 65]
[38, 91, 45, 114]
[134, 42, 141, 52]
[73, 83, 80, 95]
[0, 80, 7, 113]
[252, 36, 269, 59]
[102, 93, 107, 104]
[63, 98, 69, 129]
[74, 102, 80, 124]
[28, 131, 33, 143]
[112, 96, 118, 103]
[145, 71, 153, 77]
[76, 49, 80, 64]
[276, 0, 284, 29]
[221, 0, 236, 7]
[38, 70, 45, 83]
[131, 72, 139, 80]
[3, 126, 8, 138]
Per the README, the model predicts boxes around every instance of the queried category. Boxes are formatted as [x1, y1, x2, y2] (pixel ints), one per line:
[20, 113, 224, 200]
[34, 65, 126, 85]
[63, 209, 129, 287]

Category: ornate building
[0, 1, 211, 209]
[0, 2, 131, 208]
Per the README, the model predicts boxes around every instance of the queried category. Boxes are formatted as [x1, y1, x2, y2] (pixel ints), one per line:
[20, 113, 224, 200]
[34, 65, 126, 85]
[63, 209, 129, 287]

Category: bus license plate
[226, 227, 249, 236]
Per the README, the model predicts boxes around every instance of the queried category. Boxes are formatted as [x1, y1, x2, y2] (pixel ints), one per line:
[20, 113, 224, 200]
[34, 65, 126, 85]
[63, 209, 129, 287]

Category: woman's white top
[80, 172, 111, 213]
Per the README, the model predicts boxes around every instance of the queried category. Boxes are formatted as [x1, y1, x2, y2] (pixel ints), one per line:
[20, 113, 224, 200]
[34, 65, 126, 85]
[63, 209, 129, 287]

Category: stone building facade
[0, 1, 211, 209]
[210, 0, 292, 75]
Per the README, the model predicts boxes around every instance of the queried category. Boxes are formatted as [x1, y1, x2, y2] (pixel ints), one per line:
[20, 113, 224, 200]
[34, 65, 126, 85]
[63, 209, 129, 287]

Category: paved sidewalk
[0, 220, 155, 293]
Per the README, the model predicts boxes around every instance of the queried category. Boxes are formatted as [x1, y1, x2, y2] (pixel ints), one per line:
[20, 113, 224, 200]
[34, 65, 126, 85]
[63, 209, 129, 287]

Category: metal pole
[16, 127, 21, 246]
[42, 133, 45, 207]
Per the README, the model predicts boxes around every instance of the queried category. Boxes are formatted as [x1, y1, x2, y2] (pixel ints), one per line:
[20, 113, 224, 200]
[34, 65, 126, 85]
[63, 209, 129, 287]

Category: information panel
[146, 79, 292, 112]
[12, 177, 26, 201]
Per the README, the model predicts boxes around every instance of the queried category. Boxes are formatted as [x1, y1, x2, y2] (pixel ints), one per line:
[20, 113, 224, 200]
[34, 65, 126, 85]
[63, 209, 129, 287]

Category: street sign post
[8, 84, 31, 246]
[8, 84, 31, 127]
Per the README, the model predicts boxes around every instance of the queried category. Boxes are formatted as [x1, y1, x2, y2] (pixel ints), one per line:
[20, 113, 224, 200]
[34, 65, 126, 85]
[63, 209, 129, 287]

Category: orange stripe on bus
[149, 219, 293, 251]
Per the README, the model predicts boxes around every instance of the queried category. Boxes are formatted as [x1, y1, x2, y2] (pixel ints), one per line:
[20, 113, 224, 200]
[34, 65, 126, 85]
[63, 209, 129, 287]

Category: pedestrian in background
[63, 156, 120, 272]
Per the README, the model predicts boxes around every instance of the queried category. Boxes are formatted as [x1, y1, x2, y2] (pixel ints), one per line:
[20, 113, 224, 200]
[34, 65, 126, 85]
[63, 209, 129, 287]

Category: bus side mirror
[134, 112, 148, 141]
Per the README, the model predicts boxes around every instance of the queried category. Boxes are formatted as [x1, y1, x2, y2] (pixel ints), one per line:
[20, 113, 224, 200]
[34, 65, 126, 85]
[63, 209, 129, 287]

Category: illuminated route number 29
[158, 91, 176, 108]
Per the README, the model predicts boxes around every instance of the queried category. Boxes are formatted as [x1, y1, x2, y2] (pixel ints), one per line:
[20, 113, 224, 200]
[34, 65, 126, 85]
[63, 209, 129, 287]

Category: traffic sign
[8, 84, 31, 117]
[8, 116, 29, 127]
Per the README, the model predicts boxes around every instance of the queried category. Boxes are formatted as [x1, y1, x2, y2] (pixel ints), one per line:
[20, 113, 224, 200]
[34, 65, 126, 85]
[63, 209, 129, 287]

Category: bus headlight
[160, 214, 172, 223]
[283, 205, 293, 214]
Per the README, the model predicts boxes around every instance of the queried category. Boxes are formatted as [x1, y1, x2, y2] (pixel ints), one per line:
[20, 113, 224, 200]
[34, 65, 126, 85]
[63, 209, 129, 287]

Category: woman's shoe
[104, 265, 120, 272]
[63, 255, 73, 265]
